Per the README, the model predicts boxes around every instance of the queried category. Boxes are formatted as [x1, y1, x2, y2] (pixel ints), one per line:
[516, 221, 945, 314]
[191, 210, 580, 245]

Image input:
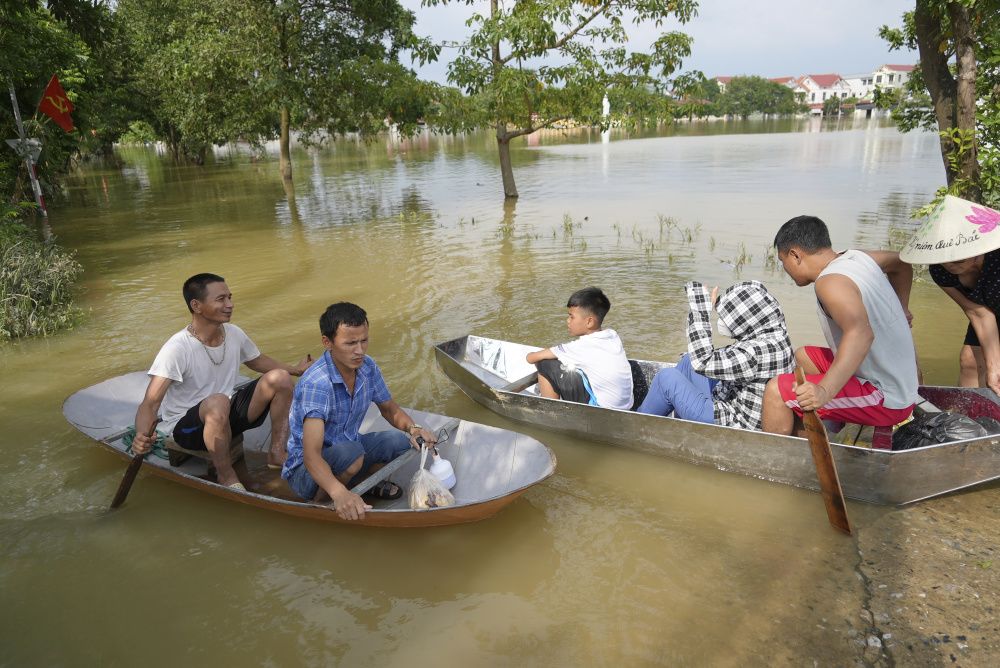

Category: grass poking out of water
[763, 245, 779, 270]
[1, 231, 84, 342]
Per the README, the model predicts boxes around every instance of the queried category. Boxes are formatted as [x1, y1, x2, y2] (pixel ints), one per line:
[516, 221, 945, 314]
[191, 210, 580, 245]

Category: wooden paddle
[110, 418, 159, 509]
[794, 367, 852, 535]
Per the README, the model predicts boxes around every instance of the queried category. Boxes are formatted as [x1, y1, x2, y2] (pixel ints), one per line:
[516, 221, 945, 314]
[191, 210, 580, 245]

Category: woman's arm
[941, 286, 1000, 394]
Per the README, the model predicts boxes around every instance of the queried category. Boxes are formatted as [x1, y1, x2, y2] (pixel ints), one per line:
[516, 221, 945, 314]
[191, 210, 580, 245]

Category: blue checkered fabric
[282, 350, 392, 478]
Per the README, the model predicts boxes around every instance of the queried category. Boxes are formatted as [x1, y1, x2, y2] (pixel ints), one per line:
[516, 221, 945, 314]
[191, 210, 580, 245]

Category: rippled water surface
[0, 116, 967, 665]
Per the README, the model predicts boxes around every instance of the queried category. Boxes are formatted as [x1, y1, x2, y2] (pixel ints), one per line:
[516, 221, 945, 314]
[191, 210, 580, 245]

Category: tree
[414, 0, 699, 198]
[1, 1, 91, 211]
[672, 72, 710, 120]
[713, 76, 806, 119]
[881, 0, 1000, 205]
[823, 95, 841, 117]
[119, 0, 432, 178]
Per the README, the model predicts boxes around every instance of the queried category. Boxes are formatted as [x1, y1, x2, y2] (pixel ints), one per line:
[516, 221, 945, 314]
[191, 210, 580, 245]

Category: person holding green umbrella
[900, 195, 1000, 394]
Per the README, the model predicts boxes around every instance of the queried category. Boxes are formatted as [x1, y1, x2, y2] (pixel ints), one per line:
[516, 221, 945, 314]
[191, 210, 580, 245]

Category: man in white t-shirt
[130, 273, 315, 490]
[525, 286, 634, 410]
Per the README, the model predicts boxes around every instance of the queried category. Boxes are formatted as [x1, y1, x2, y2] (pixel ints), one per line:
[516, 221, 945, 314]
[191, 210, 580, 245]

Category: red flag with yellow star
[37, 75, 75, 132]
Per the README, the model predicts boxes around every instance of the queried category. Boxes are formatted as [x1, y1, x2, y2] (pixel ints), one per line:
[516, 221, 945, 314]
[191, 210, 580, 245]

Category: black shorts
[536, 358, 591, 404]
[171, 378, 269, 450]
[965, 322, 982, 348]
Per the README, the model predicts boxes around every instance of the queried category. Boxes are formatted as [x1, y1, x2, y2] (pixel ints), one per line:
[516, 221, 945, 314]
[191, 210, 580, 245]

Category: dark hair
[773, 216, 832, 255]
[320, 302, 369, 340]
[567, 286, 611, 324]
[182, 273, 226, 313]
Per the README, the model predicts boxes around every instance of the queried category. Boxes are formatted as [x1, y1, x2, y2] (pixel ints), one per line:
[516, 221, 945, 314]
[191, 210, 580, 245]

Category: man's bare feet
[266, 441, 287, 468]
[215, 464, 242, 488]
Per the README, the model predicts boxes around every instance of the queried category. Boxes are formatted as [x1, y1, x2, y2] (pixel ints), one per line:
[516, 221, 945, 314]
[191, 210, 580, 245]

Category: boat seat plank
[166, 434, 244, 473]
[459, 360, 510, 389]
[502, 372, 538, 393]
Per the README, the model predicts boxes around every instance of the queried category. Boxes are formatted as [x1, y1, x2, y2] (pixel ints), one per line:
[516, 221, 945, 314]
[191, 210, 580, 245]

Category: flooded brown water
[0, 116, 970, 665]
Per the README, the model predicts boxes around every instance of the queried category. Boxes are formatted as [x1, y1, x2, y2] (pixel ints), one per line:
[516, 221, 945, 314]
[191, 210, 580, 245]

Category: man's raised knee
[345, 455, 364, 478]
[263, 368, 294, 394]
[201, 393, 231, 420]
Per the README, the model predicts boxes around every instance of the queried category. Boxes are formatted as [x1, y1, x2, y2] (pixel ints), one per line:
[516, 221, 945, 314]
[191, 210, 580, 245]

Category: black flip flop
[365, 479, 403, 500]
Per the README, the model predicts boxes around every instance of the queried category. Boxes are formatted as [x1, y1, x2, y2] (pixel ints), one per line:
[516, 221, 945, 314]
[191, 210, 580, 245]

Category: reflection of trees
[854, 192, 927, 251]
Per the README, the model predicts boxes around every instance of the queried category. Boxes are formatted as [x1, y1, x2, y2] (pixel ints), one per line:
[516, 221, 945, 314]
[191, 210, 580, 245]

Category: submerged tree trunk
[914, 0, 981, 201]
[496, 125, 518, 199]
[949, 1, 981, 201]
[280, 105, 292, 181]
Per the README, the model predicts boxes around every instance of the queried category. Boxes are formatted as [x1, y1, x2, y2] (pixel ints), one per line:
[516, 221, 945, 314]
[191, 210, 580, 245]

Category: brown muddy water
[0, 116, 971, 666]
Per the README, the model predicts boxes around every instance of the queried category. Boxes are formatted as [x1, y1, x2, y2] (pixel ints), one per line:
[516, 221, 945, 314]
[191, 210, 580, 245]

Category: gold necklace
[187, 324, 226, 366]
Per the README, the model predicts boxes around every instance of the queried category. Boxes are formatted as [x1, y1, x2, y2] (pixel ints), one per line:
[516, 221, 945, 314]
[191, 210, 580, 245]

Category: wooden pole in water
[795, 367, 852, 535]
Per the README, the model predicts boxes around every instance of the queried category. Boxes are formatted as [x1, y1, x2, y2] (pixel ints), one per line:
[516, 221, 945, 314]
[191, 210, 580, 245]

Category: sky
[399, 0, 918, 84]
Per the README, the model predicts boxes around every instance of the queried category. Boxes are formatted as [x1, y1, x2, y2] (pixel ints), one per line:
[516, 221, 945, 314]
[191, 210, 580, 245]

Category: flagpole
[7, 79, 47, 219]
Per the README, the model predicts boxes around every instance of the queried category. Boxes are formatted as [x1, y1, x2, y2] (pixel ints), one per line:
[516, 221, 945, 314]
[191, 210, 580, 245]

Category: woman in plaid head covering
[637, 280, 794, 431]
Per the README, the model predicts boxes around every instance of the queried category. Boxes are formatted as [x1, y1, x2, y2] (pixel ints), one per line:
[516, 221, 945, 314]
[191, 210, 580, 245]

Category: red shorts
[776, 347, 913, 427]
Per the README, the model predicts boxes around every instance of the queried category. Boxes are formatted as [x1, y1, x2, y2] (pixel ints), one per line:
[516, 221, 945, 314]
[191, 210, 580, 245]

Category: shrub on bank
[1, 226, 83, 342]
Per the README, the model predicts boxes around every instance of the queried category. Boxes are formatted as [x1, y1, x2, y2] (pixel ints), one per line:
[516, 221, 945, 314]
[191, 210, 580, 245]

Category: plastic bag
[408, 446, 455, 509]
[892, 412, 988, 450]
[974, 416, 1000, 435]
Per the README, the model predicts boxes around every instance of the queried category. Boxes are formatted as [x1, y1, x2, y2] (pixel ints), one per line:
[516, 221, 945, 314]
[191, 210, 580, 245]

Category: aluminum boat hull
[434, 335, 1000, 505]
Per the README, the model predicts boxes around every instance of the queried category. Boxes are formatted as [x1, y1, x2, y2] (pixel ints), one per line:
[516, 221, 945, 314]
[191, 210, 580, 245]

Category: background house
[841, 73, 876, 101]
[873, 64, 915, 92]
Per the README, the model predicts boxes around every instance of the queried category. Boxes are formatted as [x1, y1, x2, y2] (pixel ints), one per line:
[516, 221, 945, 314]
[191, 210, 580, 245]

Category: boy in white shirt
[526, 286, 634, 410]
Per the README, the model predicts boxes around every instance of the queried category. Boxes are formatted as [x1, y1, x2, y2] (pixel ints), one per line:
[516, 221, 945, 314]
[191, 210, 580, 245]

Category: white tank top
[817, 250, 918, 409]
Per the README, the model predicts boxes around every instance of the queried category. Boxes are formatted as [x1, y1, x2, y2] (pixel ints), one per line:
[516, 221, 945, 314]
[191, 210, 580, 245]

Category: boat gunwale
[63, 371, 558, 527]
[433, 333, 1000, 506]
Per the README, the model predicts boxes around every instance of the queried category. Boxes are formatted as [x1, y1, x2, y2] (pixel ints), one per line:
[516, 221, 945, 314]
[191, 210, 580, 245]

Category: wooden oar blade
[110, 455, 144, 509]
[109, 418, 159, 510]
[794, 367, 852, 536]
[801, 412, 852, 535]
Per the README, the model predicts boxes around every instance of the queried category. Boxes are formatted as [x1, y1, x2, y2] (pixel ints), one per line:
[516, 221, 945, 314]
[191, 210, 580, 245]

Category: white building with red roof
[714, 76, 734, 93]
[796, 74, 852, 112]
[873, 64, 915, 92]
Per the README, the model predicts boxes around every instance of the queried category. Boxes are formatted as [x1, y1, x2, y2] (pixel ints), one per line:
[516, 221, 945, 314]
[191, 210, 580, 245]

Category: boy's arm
[526, 348, 557, 364]
[800, 274, 875, 411]
[302, 417, 371, 520]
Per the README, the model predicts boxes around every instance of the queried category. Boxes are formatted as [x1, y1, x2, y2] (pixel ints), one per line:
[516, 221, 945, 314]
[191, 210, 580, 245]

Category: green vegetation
[1, 0, 432, 208]
[880, 0, 1000, 207]
[715, 76, 808, 120]
[118, 0, 432, 179]
[822, 95, 841, 117]
[413, 0, 700, 198]
[1, 227, 83, 342]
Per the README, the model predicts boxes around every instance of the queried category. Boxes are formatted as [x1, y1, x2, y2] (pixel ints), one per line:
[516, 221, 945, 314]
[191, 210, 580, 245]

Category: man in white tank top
[761, 216, 918, 436]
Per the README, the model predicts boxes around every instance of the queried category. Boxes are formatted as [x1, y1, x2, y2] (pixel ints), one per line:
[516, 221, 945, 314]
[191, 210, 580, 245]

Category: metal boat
[64, 371, 556, 527]
[433, 334, 1000, 505]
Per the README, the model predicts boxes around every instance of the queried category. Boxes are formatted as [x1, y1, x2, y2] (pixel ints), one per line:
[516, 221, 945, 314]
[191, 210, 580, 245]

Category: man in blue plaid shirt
[282, 302, 437, 521]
